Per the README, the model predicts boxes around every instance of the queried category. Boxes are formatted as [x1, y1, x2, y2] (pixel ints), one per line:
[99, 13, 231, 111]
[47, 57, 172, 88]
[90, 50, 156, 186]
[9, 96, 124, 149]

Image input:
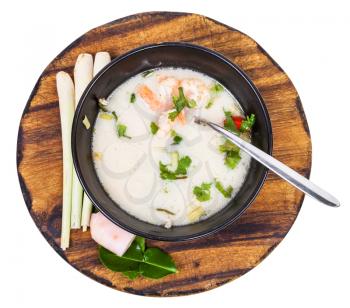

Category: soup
[92, 67, 253, 228]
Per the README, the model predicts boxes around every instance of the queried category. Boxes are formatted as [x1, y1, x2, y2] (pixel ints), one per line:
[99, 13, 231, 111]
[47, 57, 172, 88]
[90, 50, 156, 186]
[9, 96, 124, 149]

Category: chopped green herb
[187, 99, 197, 108]
[130, 93, 136, 103]
[159, 162, 178, 180]
[168, 110, 178, 121]
[193, 182, 212, 202]
[205, 98, 214, 109]
[240, 114, 256, 132]
[111, 111, 118, 122]
[142, 69, 154, 78]
[172, 135, 183, 145]
[225, 151, 241, 169]
[150, 122, 159, 135]
[170, 130, 183, 145]
[99, 236, 177, 280]
[159, 155, 192, 180]
[117, 124, 131, 139]
[175, 156, 192, 175]
[219, 139, 240, 153]
[224, 110, 239, 134]
[219, 138, 241, 169]
[168, 87, 197, 121]
[211, 82, 224, 93]
[215, 180, 233, 198]
[156, 208, 175, 215]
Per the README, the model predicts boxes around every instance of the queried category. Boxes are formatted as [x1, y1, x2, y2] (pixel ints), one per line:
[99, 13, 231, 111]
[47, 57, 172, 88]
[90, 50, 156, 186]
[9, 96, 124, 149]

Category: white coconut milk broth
[92, 67, 251, 228]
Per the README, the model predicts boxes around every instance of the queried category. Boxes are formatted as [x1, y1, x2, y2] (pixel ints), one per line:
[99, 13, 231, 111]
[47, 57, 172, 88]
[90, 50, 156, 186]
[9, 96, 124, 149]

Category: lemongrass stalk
[81, 52, 111, 231]
[56, 71, 75, 249]
[93, 52, 111, 76]
[71, 53, 93, 228]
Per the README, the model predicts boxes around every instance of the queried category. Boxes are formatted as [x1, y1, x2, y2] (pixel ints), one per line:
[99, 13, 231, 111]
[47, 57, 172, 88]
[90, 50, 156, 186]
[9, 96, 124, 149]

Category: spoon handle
[207, 121, 340, 207]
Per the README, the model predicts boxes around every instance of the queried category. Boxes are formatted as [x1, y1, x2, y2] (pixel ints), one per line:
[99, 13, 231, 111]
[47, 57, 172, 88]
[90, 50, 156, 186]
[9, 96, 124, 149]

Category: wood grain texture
[16, 12, 311, 296]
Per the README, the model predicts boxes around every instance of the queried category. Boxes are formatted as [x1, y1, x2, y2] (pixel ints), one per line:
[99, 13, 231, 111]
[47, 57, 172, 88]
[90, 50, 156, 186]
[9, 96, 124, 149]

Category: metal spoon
[195, 118, 340, 207]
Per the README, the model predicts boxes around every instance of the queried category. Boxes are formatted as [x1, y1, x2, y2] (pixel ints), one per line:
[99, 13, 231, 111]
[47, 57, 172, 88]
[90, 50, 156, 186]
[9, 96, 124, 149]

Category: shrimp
[156, 109, 186, 138]
[176, 110, 186, 125]
[180, 78, 210, 107]
[138, 85, 168, 112]
[158, 75, 180, 100]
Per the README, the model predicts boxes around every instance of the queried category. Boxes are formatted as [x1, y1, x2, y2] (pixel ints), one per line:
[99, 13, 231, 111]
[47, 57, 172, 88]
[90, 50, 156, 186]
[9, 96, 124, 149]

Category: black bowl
[72, 42, 272, 241]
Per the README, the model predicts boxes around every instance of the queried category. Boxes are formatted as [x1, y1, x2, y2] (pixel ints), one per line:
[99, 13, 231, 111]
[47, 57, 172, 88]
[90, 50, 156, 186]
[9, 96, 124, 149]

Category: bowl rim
[72, 42, 273, 241]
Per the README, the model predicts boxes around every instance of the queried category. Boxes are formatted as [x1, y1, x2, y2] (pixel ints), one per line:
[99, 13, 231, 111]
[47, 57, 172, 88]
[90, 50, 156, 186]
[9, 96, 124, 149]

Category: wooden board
[16, 12, 311, 296]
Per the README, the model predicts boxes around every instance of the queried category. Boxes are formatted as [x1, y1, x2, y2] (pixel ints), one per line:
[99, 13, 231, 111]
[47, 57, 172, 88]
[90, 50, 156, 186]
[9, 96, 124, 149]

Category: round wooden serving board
[17, 12, 312, 296]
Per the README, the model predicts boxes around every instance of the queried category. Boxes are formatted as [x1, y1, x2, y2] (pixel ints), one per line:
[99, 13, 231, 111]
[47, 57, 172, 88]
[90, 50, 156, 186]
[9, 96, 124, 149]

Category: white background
[1, 0, 349, 307]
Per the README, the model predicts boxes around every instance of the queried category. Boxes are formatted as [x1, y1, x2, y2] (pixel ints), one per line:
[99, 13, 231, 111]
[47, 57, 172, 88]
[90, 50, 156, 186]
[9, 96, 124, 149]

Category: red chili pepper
[232, 116, 243, 130]
[223, 115, 244, 130]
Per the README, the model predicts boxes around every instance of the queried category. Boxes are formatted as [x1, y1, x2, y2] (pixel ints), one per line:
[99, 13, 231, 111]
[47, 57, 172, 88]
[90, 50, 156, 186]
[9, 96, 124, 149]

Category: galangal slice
[90, 212, 135, 256]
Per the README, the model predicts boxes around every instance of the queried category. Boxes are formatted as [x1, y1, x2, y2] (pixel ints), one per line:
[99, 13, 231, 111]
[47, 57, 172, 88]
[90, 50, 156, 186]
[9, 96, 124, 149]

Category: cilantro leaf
[159, 155, 192, 180]
[172, 135, 183, 145]
[211, 82, 224, 93]
[205, 98, 214, 109]
[219, 140, 240, 153]
[117, 124, 131, 139]
[173, 87, 187, 112]
[215, 180, 233, 198]
[193, 182, 212, 202]
[168, 87, 197, 121]
[225, 151, 241, 169]
[240, 114, 256, 132]
[150, 122, 159, 135]
[219, 139, 241, 169]
[159, 162, 177, 180]
[168, 110, 178, 121]
[176, 156, 192, 175]
[170, 130, 183, 145]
